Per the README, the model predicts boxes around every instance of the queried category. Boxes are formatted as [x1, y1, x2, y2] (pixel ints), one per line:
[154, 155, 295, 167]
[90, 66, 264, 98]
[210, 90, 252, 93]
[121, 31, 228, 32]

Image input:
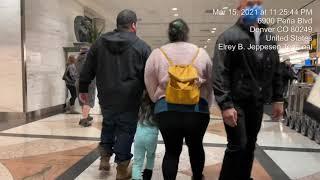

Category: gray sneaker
[79, 118, 92, 127]
[88, 115, 94, 121]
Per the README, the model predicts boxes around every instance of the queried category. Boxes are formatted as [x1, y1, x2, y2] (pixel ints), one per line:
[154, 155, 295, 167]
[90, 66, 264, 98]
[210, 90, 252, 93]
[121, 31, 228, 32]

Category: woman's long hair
[67, 55, 76, 65]
[138, 91, 157, 127]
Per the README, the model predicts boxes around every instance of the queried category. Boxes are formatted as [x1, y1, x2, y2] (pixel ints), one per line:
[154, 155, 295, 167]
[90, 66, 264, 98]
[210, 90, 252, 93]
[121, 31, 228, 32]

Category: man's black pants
[219, 102, 264, 180]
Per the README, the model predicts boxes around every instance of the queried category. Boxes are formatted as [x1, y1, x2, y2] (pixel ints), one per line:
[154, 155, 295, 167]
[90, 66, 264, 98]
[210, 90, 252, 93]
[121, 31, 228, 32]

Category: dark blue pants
[100, 108, 138, 163]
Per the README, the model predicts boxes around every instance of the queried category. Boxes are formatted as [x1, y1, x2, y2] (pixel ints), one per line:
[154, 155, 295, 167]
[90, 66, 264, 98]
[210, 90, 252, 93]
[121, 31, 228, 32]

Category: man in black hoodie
[79, 10, 151, 179]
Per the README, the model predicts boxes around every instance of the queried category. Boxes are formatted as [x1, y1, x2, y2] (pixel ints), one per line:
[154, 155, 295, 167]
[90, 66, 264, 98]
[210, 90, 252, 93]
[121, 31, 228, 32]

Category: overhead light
[212, 28, 216, 30]
[172, 8, 178, 11]
[174, 13, 179, 17]
[211, 30, 215, 33]
[222, 7, 229, 10]
[204, 45, 207, 48]
[207, 38, 211, 41]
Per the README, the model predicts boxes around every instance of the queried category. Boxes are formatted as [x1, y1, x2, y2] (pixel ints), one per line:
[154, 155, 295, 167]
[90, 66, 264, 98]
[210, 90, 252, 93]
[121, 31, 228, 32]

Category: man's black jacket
[79, 30, 151, 112]
[213, 20, 283, 110]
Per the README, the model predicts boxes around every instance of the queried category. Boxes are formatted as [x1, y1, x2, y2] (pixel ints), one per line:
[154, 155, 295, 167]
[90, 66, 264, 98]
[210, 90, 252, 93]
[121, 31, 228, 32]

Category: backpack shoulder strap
[160, 47, 200, 66]
[191, 48, 200, 65]
[159, 48, 174, 66]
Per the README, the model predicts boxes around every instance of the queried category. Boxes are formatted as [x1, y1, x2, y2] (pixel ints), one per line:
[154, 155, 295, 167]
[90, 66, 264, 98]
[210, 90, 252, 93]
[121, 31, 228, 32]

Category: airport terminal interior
[1, 0, 320, 179]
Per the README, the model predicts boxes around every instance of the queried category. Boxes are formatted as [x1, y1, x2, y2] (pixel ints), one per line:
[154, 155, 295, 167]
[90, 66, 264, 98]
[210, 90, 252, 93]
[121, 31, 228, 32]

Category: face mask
[243, 5, 263, 24]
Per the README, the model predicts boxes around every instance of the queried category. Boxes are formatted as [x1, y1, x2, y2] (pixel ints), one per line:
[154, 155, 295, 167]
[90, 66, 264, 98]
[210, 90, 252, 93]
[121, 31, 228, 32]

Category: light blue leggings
[132, 123, 159, 180]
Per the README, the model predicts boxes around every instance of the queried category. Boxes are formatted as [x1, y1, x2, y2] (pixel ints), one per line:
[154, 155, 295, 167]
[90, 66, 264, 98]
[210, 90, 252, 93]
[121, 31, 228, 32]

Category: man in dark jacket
[212, 0, 284, 179]
[280, 58, 296, 96]
[79, 9, 151, 179]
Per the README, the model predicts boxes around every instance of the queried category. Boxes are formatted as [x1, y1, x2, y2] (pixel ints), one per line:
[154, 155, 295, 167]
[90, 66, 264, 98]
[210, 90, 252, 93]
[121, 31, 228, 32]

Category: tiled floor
[0, 111, 319, 180]
[265, 150, 320, 179]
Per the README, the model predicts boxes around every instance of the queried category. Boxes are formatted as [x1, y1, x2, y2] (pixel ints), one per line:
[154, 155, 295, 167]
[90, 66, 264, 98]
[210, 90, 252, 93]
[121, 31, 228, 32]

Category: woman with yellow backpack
[144, 19, 213, 180]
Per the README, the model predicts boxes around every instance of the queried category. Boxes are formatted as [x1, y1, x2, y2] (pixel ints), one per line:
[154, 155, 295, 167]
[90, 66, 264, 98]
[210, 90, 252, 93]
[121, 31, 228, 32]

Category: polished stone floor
[0, 110, 319, 180]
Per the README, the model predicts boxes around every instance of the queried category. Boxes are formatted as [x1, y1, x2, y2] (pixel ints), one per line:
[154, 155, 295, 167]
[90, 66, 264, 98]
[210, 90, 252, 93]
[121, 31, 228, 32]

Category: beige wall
[0, 0, 23, 112]
[25, 0, 84, 111]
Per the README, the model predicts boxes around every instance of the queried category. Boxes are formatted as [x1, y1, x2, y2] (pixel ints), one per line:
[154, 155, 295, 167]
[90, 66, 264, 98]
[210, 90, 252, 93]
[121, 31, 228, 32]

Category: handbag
[62, 68, 69, 81]
[62, 67, 74, 83]
[303, 78, 320, 122]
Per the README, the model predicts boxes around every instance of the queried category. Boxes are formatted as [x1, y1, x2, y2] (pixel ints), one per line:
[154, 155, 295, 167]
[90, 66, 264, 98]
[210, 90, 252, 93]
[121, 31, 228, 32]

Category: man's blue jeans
[100, 108, 138, 163]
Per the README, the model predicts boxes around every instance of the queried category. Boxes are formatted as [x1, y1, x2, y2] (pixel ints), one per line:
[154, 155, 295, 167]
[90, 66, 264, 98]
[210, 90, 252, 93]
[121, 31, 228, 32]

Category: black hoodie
[79, 30, 151, 112]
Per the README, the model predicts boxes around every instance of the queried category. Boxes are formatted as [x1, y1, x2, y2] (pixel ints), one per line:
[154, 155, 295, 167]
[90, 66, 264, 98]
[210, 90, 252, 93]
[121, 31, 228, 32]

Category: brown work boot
[116, 160, 132, 180]
[98, 146, 111, 171]
[99, 156, 111, 171]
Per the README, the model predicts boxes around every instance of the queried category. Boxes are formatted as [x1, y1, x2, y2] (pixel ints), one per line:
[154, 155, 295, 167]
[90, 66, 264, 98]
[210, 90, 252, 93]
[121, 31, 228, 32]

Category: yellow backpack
[160, 48, 200, 105]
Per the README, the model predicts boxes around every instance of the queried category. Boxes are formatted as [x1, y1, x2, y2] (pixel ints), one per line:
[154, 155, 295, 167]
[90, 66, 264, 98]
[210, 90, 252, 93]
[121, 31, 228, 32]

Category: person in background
[76, 47, 96, 127]
[280, 57, 297, 118]
[63, 55, 78, 113]
[212, 0, 284, 179]
[79, 9, 151, 180]
[145, 19, 213, 180]
[132, 92, 158, 180]
[280, 57, 297, 96]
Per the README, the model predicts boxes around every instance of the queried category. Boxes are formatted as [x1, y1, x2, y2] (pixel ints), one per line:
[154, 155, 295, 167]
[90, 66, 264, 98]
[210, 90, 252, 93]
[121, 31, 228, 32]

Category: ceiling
[77, 0, 319, 59]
